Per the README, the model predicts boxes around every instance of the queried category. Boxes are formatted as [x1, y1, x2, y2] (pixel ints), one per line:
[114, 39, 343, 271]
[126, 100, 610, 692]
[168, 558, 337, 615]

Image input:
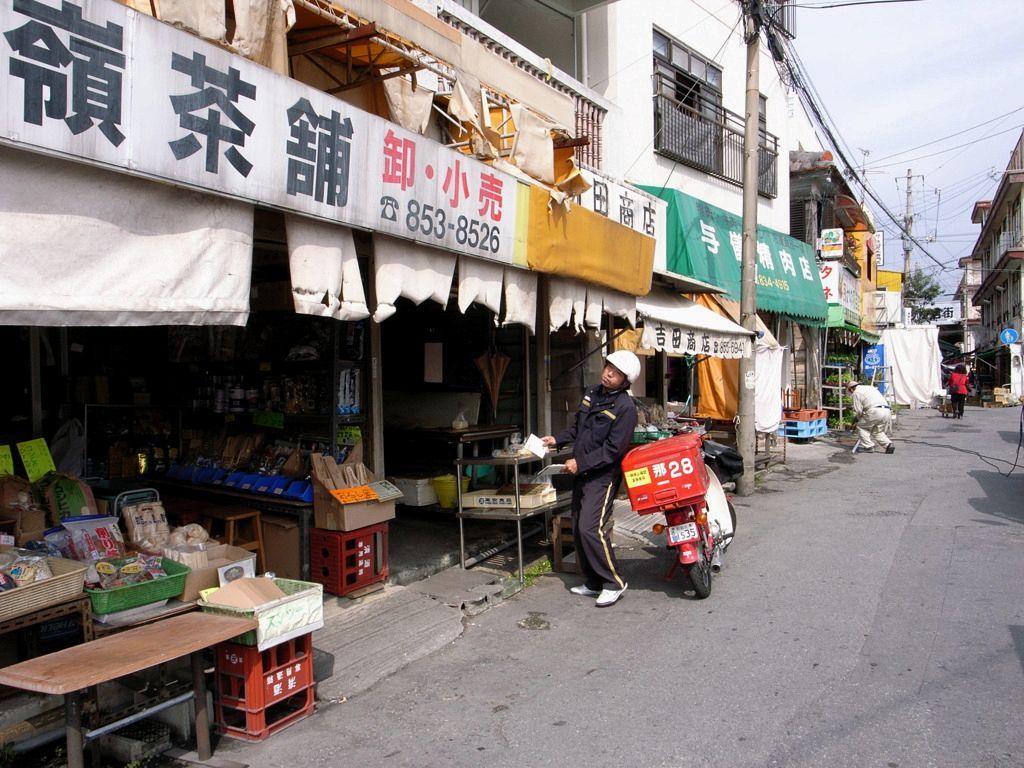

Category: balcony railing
[653, 91, 778, 198]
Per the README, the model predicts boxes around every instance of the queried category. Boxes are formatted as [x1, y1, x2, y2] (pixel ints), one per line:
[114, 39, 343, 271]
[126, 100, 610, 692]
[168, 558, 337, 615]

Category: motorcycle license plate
[667, 522, 699, 545]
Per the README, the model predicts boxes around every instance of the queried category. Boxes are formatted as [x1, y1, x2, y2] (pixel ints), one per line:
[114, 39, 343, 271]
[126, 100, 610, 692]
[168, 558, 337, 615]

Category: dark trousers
[950, 392, 966, 417]
[571, 471, 626, 591]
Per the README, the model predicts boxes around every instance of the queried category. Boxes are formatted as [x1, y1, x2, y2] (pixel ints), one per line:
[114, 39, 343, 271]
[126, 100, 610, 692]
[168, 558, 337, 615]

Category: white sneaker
[570, 584, 600, 597]
[595, 583, 628, 607]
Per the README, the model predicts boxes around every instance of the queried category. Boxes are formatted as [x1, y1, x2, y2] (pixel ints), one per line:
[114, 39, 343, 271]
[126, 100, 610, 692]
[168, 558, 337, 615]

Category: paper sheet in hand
[524, 434, 547, 459]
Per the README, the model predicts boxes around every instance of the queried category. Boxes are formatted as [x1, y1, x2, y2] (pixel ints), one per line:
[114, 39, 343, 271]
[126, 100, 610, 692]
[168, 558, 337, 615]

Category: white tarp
[549, 279, 636, 333]
[755, 343, 786, 433]
[285, 215, 369, 321]
[549, 277, 586, 332]
[0, 147, 253, 326]
[637, 289, 753, 359]
[372, 235, 456, 322]
[457, 256, 504, 315]
[502, 268, 537, 334]
[880, 326, 943, 406]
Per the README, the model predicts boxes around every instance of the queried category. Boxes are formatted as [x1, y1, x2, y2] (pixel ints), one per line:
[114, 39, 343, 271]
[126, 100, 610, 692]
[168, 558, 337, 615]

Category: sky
[790, 0, 1024, 299]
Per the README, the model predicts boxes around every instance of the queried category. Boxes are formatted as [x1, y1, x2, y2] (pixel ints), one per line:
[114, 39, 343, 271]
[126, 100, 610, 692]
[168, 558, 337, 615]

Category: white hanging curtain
[285, 215, 369, 321]
[548, 276, 586, 332]
[502, 268, 537, 334]
[0, 146, 253, 326]
[457, 256, 504, 315]
[587, 286, 637, 328]
[372, 235, 457, 322]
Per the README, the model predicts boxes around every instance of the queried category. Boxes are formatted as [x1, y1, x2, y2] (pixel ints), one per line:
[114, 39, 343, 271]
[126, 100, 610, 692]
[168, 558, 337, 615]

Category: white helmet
[605, 350, 641, 385]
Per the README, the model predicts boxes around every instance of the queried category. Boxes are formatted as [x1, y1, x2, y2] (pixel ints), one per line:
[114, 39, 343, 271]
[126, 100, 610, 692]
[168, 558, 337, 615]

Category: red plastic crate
[214, 633, 314, 713]
[215, 685, 315, 742]
[310, 523, 388, 596]
[621, 433, 709, 515]
[214, 633, 316, 742]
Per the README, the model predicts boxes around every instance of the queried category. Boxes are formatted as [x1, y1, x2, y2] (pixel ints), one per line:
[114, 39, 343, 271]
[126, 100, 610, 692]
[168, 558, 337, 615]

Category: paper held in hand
[524, 434, 548, 459]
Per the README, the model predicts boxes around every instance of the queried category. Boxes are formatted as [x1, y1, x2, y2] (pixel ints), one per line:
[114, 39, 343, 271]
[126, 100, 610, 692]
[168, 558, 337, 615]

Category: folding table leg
[65, 690, 85, 768]
[192, 650, 212, 760]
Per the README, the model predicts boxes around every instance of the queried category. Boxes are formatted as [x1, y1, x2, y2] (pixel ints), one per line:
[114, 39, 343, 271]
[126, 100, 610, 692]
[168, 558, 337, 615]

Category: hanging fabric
[372, 234, 456, 322]
[501, 268, 537, 334]
[457, 256, 504, 315]
[285, 215, 369, 321]
[548, 276, 586, 332]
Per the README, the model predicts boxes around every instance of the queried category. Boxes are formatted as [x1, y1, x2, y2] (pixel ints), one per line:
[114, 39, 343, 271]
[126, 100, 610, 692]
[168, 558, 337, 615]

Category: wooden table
[0, 612, 257, 768]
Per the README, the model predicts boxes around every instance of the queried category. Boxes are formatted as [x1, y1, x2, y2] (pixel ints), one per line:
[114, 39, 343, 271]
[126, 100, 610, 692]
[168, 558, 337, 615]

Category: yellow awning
[524, 186, 654, 297]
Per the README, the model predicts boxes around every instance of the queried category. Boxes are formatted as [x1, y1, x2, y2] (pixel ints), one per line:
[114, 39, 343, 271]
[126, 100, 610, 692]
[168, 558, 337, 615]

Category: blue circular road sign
[999, 327, 1019, 345]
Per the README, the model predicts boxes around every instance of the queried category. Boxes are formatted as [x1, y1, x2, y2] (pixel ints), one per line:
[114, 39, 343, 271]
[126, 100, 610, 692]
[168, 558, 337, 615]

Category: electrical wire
[900, 403, 1023, 478]
[864, 105, 1024, 167]
[780, 38, 951, 270]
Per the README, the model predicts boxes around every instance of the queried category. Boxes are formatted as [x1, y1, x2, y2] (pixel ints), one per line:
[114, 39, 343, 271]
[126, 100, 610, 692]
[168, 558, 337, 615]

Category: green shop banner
[640, 187, 827, 322]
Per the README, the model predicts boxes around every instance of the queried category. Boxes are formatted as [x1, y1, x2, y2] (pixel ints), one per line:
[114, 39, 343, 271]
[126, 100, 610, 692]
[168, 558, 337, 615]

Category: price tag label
[253, 411, 285, 428]
[337, 426, 361, 445]
[330, 485, 379, 504]
[16, 438, 56, 482]
[0, 445, 13, 476]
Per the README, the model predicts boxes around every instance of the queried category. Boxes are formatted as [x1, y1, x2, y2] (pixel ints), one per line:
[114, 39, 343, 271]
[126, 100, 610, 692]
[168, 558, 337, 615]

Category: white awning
[372, 235, 456, 322]
[636, 288, 753, 359]
[0, 147, 253, 326]
[549, 278, 636, 332]
[457, 256, 504, 315]
[286, 215, 369, 321]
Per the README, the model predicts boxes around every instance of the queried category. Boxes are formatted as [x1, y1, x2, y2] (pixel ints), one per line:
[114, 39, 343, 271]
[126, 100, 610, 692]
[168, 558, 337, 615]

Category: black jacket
[554, 384, 638, 475]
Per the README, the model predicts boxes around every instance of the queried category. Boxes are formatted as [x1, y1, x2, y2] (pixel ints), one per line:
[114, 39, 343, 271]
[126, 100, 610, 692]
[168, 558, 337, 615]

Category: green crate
[631, 430, 672, 444]
[86, 558, 190, 615]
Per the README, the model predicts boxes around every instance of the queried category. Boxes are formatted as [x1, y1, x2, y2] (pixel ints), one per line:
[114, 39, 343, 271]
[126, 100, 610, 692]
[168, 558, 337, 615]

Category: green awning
[640, 186, 828, 323]
[823, 305, 878, 342]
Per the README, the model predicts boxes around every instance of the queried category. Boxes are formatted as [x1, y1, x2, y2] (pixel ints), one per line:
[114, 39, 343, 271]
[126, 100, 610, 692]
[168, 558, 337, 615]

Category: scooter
[621, 427, 738, 598]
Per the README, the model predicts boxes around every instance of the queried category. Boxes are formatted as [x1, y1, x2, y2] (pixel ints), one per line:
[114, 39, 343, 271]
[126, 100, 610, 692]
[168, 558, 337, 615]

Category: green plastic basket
[631, 430, 672, 444]
[86, 558, 190, 615]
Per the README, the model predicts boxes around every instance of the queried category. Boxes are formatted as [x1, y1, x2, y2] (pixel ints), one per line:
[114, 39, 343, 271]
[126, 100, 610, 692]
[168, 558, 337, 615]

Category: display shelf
[454, 450, 571, 584]
[822, 364, 855, 430]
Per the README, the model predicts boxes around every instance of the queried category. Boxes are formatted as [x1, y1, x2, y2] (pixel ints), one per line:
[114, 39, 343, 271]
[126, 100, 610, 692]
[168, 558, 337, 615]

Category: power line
[782, 37, 949, 272]
[866, 123, 1024, 171]
[865, 105, 1024, 166]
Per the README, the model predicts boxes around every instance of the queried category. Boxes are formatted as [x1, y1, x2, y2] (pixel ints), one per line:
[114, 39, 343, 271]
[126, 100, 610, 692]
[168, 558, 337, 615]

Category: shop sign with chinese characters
[639, 187, 828, 322]
[639, 324, 749, 359]
[577, 173, 666, 269]
[817, 262, 861, 325]
[0, 0, 522, 263]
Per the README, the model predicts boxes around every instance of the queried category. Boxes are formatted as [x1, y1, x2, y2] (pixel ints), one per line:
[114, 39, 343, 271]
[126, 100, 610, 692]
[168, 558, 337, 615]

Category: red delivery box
[621, 433, 708, 515]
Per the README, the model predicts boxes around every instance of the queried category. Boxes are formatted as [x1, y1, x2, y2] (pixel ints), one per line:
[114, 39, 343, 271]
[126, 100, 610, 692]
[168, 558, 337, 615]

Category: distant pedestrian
[946, 364, 969, 420]
[541, 350, 639, 607]
[846, 380, 894, 454]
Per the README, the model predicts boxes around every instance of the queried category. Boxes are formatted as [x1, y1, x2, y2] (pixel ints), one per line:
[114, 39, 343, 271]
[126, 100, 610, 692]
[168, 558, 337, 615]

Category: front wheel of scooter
[685, 545, 713, 599]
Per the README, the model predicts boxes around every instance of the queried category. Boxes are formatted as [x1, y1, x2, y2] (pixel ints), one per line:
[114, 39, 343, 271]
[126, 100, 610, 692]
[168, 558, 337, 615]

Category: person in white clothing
[846, 380, 894, 454]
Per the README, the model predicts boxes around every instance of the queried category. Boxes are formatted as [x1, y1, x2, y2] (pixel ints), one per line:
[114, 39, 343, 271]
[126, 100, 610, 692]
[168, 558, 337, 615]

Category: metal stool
[202, 508, 267, 572]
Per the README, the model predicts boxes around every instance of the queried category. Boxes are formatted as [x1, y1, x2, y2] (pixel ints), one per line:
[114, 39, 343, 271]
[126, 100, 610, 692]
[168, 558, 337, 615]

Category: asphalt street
[219, 404, 1024, 768]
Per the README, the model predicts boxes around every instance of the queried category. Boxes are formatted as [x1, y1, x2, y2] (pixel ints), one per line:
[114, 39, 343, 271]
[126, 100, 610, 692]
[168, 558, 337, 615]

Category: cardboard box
[178, 544, 257, 602]
[313, 478, 396, 531]
[198, 576, 323, 651]
[261, 514, 301, 580]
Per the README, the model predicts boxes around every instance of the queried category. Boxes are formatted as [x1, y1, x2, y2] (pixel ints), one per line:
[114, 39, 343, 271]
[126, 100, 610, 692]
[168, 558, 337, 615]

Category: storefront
[0, 0, 655, 585]
[637, 187, 828, 423]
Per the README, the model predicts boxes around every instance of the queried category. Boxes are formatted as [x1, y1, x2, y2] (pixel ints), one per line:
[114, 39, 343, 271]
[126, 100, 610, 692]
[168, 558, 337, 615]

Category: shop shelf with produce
[822, 364, 856, 433]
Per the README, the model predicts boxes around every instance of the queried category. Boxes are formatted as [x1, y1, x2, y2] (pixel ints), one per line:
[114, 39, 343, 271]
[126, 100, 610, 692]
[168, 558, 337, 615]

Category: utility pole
[735, 3, 761, 497]
[901, 166, 917, 274]
[901, 168, 914, 321]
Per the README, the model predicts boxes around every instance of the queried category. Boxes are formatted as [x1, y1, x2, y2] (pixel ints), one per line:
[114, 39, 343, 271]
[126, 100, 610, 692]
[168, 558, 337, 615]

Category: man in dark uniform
[542, 350, 639, 606]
